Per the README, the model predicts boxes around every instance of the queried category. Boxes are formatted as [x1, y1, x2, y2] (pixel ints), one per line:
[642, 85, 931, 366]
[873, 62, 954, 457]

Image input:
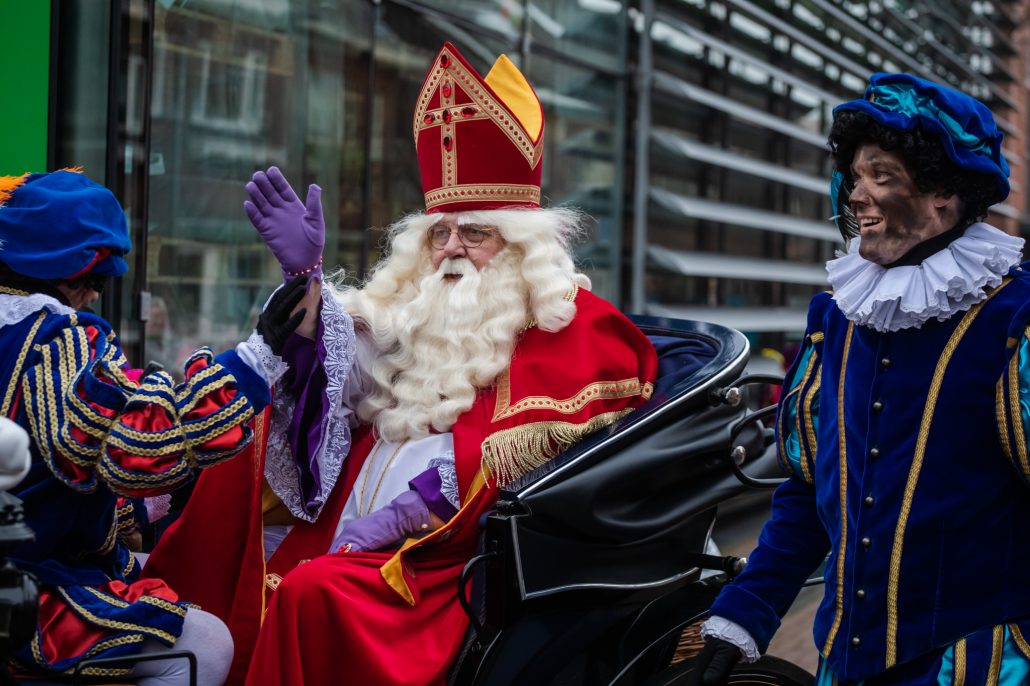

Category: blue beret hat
[833, 72, 1010, 204]
[0, 170, 131, 280]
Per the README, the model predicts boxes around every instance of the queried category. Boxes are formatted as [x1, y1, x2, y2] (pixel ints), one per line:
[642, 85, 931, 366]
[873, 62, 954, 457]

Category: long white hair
[327, 207, 592, 442]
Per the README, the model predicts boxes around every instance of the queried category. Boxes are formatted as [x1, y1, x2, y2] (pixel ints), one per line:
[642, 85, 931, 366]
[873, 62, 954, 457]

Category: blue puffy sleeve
[775, 330, 822, 484]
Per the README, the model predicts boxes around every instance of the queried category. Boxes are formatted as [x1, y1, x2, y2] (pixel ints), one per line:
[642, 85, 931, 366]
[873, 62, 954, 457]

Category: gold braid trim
[55, 587, 177, 644]
[1010, 624, 1030, 660]
[481, 409, 633, 487]
[997, 360, 1014, 467]
[25, 632, 142, 677]
[822, 321, 853, 657]
[802, 366, 822, 481]
[986, 624, 1004, 686]
[954, 638, 967, 686]
[1008, 326, 1030, 480]
[884, 280, 1010, 669]
[793, 348, 819, 485]
[2, 311, 46, 417]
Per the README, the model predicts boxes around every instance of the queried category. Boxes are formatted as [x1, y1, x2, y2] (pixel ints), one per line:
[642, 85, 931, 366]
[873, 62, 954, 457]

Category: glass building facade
[43, 0, 1030, 371]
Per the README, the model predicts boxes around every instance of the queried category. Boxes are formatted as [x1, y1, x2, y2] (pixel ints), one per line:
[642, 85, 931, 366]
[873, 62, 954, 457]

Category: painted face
[848, 143, 956, 266]
[56, 282, 101, 311]
[427, 215, 507, 276]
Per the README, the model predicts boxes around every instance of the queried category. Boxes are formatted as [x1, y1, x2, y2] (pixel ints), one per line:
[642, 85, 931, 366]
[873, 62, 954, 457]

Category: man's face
[427, 215, 506, 275]
[848, 143, 956, 265]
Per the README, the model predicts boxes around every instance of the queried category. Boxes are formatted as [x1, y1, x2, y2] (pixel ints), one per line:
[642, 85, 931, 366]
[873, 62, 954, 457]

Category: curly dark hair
[828, 110, 997, 227]
[0, 262, 109, 305]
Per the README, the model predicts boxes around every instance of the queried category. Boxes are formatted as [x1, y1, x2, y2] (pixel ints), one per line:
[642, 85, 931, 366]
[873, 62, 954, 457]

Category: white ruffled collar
[0, 292, 74, 330]
[826, 223, 1024, 332]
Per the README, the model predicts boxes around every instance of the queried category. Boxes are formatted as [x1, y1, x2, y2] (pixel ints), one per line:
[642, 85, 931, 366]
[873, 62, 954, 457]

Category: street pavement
[712, 492, 822, 675]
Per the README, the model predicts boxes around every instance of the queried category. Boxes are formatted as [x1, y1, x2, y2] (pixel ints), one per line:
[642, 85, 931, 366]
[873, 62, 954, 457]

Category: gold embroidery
[439, 69, 457, 188]
[794, 351, 819, 485]
[122, 550, 137, 577]
[997, 363, 1014, 466]
[1010, 624, 1030, 659]
[954, 638, 967, 686]
[492, 375, 653, 423]
[802, 366, 822, 482]
[822, 321, 853, 657]
[27, 631, 142, 676]
[885, 280, 1010, 668]
[138, 594, 188, 616]
[358, 439, 409, 516]
[413, 46, 542, 166]
[265, 573, 283, 591]
[986, 625, 1004, 686]
[177, 368, 236, 414]
[2, 311, 46, 417]
[424, 183, 541, 211]
[83, 584, 129, 608]
[55, 587, 177, 644]
[1010, 326, 1030, 479]
[810, 331, 825, 343]
[777, 361, 807, 476]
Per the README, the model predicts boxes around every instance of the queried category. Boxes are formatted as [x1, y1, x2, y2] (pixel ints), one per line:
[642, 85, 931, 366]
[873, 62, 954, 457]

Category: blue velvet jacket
[710, 272, 1030, 682]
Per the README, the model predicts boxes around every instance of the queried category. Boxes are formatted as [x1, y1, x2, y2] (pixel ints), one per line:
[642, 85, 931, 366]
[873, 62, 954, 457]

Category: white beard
[351, 250, 529, 442]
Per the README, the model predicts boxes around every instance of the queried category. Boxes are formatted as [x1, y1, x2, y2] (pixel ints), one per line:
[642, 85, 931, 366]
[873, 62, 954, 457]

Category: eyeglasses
[427, 224, 497, 250]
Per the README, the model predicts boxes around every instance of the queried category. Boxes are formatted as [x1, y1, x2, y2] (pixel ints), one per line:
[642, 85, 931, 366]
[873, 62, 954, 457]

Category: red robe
[146, 289, 657, 685]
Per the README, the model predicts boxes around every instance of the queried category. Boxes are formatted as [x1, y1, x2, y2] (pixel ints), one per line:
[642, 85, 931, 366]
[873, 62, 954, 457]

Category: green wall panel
[0, 2, 50, 175]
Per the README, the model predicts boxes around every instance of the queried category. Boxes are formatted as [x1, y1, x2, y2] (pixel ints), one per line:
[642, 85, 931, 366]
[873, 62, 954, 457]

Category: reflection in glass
[145, 1, 373, 371]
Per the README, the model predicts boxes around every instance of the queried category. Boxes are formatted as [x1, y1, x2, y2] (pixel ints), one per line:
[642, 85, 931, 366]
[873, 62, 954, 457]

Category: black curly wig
[828, 110, 998, 229]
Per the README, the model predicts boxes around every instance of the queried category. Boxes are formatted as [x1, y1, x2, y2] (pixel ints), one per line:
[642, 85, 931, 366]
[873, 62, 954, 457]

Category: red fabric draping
[148, 289, 657, 686]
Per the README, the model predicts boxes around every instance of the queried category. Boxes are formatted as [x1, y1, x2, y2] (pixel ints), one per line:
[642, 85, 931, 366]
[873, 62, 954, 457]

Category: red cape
[145, 289, 657, 685]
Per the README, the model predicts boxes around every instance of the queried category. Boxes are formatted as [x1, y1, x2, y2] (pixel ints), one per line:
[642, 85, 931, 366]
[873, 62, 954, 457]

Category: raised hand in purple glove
[332, 490, 436, 553]
[244, 166, 325, 282]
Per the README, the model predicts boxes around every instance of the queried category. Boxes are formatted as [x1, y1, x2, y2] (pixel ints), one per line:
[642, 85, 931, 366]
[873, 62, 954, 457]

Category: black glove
[141, 360, 165, 378]
[690, 636, 743, 686]
[256, 275, 308, 356]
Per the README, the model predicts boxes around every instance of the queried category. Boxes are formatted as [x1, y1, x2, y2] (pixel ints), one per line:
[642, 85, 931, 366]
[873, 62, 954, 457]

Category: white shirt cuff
[236, 330, 289, 388]
[700, 616, 761, 663]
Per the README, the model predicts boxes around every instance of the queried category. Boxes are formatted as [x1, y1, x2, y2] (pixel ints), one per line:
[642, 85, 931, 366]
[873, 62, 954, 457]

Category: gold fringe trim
[482, 409, 633, 486]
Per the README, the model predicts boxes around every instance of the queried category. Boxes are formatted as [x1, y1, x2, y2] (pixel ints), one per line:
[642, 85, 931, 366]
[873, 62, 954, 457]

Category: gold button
[856, 589, 866, 599]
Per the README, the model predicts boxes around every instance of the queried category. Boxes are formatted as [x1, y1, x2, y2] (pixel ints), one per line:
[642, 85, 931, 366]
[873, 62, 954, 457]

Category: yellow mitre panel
[484, 54, 543, 142]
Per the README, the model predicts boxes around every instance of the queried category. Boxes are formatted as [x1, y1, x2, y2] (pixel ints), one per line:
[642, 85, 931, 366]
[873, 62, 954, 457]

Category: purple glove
[332, 490, 434, 553]
[244, 166, 325, 282]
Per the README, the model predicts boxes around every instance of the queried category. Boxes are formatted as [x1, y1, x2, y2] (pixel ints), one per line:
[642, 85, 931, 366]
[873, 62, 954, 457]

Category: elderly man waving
[148, 42, 657, 686]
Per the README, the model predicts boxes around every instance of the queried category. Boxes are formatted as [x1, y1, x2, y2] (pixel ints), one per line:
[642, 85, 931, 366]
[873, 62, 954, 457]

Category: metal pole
[359, 0, 382, 278]
[629, 0, 654, 315]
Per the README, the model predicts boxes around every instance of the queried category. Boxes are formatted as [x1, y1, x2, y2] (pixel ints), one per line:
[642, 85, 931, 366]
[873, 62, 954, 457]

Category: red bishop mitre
[414, 42, 545, 214]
